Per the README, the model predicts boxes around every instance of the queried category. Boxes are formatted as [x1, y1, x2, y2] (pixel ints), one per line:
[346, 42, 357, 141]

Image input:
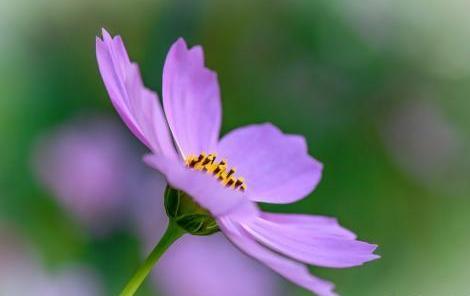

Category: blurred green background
[1, 0, 470, 295]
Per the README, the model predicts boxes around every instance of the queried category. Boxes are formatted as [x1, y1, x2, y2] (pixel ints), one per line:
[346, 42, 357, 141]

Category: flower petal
[219, 219, 338, 296]
[243, 214, 379, 268]
[260, 213, 357, 239]
[96, 29, 176, 158]
[217, 123, 322, 203]
[144, 154, 256, 217]
[162, 38, 221, 158]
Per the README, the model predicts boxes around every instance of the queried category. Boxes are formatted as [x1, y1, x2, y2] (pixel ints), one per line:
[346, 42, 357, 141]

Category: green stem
[119, 221, 185, 296]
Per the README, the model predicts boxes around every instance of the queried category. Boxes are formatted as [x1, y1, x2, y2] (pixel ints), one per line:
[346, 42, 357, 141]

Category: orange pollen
[185, 152, 247, 192]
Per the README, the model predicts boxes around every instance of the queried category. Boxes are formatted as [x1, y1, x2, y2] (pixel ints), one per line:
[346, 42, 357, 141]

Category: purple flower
[132, 175, 282, 296]
[0, 227, 103, 296]
[156, 234, 282, 296]
[32, 116, 137, 235]
[96, 29, 379, 296]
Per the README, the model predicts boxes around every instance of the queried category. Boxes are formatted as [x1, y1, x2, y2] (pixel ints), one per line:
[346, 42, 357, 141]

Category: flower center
[185, 152, 247, 192]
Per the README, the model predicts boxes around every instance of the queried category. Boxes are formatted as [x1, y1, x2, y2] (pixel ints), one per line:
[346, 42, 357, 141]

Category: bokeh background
[1, 0, 470, 295]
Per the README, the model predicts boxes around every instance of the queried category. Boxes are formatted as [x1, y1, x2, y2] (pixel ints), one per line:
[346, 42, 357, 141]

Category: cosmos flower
[96, 29, 379, 296]
[132, 174, 282, 296]
[32, 116, 137, 235]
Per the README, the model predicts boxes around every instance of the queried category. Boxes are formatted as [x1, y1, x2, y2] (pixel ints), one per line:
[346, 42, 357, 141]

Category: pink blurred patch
[31, 115, 140, 235]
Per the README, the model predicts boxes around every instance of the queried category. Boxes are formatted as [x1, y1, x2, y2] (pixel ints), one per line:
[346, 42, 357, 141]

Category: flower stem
[119, 221, 185, 296]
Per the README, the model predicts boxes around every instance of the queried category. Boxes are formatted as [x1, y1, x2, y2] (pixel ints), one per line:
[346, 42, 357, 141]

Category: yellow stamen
[185, 152, 247, 192]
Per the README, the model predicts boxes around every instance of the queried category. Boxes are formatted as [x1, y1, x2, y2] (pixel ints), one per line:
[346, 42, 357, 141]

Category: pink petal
[219, 219, 338, 296]
[162, 38, 222, 158]
[96, 29, 176, 158]
[243, 214, 379, 268]
[217, 123, 323, 203]
[260, 213, 357, 239]
[144, 154, 257, 217]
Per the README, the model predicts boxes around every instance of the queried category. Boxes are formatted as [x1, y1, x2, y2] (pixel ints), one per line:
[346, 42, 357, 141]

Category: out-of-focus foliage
[1, 0, 470, 295]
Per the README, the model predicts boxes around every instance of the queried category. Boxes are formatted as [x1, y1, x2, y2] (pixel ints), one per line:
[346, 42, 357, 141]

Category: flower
[132, 174, 282, 296]
[96, 28, 379, 296]
[0, 226, 103, 296]
[32, 115, 138, 235]
[156, 234, 283, 296]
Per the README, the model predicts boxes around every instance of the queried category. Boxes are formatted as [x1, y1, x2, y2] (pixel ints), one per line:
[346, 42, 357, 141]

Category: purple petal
[144, 154, 257, 218]
[217, 123, 322, 203]
[162, 38, 221, 157]
[96, 29, 176, 158]
[219, 219, 338, 296]
[243, 214, 380, 268]
[260, 213, 357, 239]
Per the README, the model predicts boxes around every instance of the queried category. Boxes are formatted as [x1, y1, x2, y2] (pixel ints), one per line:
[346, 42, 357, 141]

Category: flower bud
[164, 186, 219, 236]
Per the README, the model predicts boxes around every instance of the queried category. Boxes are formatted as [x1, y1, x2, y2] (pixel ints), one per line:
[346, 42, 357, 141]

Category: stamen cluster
[185, 153, 247, 191]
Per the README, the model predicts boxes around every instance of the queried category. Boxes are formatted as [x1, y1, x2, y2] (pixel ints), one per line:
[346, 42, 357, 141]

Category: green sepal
[164, 185, 220, 236]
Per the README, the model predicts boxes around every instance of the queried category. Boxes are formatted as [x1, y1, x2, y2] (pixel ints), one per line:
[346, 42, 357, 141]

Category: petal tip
[173, 37, 188, 50]
[359, 244, 380, 264]
[100, 28, 111, 39]
[371, 254, 381, 260]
